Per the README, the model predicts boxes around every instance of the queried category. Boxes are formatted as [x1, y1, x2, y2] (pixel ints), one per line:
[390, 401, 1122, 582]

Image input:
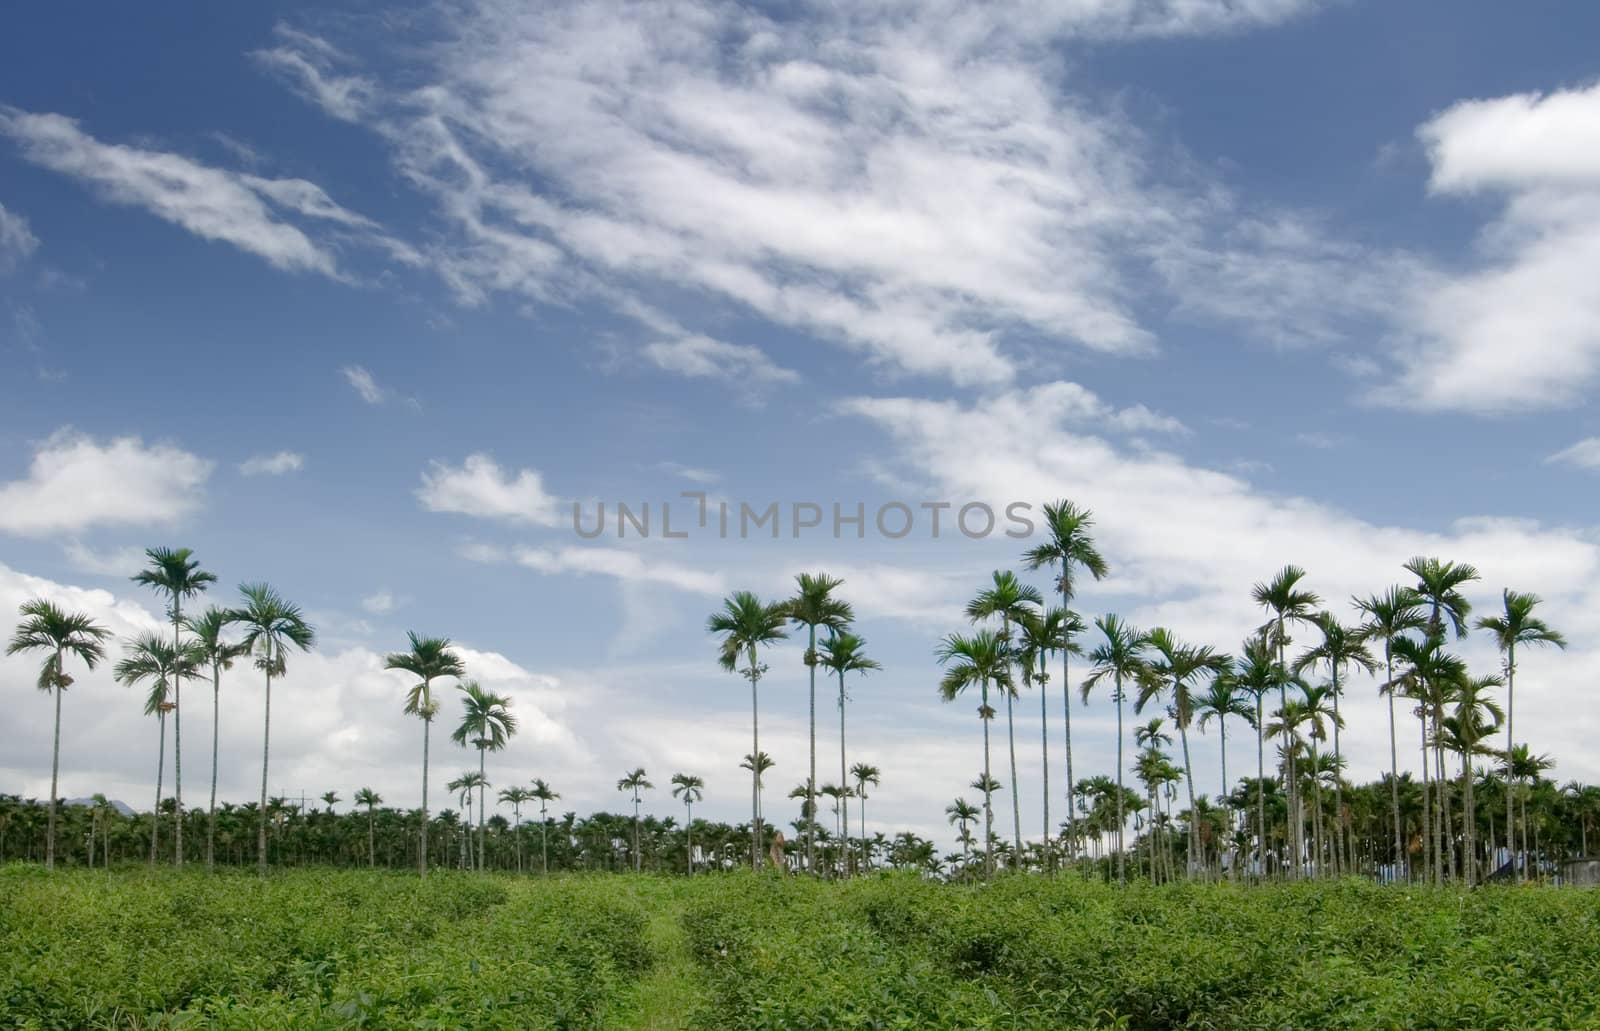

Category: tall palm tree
[1295, 682, 1343, 875]
[447, 771, 487, 869]
[817, 630, 879, 876]
[1390, 632, 1467, 883]
[740, 751, 775, 835]
[384, 632, 465, 876]
[1018, 607, 1074, 871]
[453, 680, 516, 872]
[1294, 613, 1375, 874]
[354, 787, 382, 867]
[1223, 633, 1284, 878]
[1405, 556, 1480, 640]
[132, 547, 216, 867]
[530, 778, 559, 874]
[782, 573, 852, 874]
[967, 570, 1042, 864]
[937, 628, 1012, 878]
[708, 591, 789, 871]
[616, 767, 652, 873]
[1354, 587, 1426, 880]
[1476, 589, 1565, 883]
[1141, 628, 1229, 879]
[1082, 614, 1153, 886]
[6, 598, 110, 870]
[671, 773, 704, 875]
[497, 785, 532, 872]
[1444, 674, 1503, 886]
[946, 797, 980, 877]
[114, 633, 198, 866]
[1251, 565, 1321, 877]
[1023, 499, 1109, 868]
[225, 584, 316, 877]
[185, 606, 248, 872]
[1195, 671, 1255, 876]
[850, 761, 880, 868]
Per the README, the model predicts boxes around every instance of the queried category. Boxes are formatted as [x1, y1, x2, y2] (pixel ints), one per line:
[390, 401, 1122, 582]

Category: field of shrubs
[3, 866, 1598, 1029]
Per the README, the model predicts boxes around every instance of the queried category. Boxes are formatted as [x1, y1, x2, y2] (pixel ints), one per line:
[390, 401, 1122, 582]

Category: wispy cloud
[1547, 437, 1600, 471]
[341, 364, 385, 404]
[239, 450, 304, 476]
[0, 199, 38, 273]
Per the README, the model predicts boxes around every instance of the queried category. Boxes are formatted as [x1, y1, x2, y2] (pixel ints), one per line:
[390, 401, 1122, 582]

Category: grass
[3, 865, 1598, 1029]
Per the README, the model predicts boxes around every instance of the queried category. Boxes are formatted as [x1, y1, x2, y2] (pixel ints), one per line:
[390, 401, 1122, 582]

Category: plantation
[4, 867, 1597, 1029]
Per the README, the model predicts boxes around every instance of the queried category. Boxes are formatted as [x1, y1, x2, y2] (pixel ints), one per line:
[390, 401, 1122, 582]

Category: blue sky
[2, 0, 1597, 848]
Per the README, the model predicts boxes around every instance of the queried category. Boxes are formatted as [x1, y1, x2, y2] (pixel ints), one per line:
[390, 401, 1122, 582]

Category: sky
[2, 0, 1598, 852]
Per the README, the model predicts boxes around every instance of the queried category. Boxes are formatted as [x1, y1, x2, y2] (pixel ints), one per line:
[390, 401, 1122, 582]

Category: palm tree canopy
[617, 767, 653, 792]
[1141, 627, 1229, 725]
[1293, 612, 1377, 682]
[818, 631, 882, 680]
[740, 752, 775, 780]
[1021, 499, 1109, 600]
[354, 787, 382, 807]
[1404, 556, 1481, 638]
[707, 591, 789, 672]
[530, 779, 560, 803]
[131, 547, 217, 617]
[671, 772, 705, 803]
[1196, 675, 1256, 731]
[965, 570, 1042, 635]
[7, 598, 111, 691]
[936, 629, 1014, 702]
[1252, 565, 1321, 648]
[1353, 586, 1427, 652]
[185, 606, 250, 673]
[114, 633, 202, 715]
[452, 680, 516, 751]
[784, 573, 853, 638]
[225, 583, 316, 676]
[1474, 589, 1567, 655]
[386, 631, 463, 721]
[850, 762, 881, 795]
[1081, 613, 1153, 703]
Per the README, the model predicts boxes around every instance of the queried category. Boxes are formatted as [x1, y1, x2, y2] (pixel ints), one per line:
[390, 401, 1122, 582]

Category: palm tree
[1390, 632, 1467, 883]
[453, 680, 516, 872]
[1195, 671, 1255, 876]
[818, 631, 880, 875]
[946, 797, 980, 877]
[1476, 589, 1566, 883]
[497, 785, 532, 872]
[530, 778, 559, 874]
[1141, 628, 1229, 879]
[1295, 683, 1343, 875]
[1223, 634, 1284, 878]
[1252, 565, 1321, 878]
[1082, 614, 1152, 886]
[617, 767, 652, 873]
[937, 628, 1012, 878]
[447, 772, 487, 869]
[1406, 556, 1480, 639]
[1354, 587, 1426, 880]
[671, 773, 704, 875]
[225, 584, 316, 877]
[850, 761, 880, 868]
[132, 547, 216, 867]
[967, 570, 1042, 864]
[1294, 613, 1375, 874]
[114, 633, 198, 866]
[384, 632, 465, 876]
[1445, 674, 1503, 886]
[185, 606, 248, 871]
[354, 787, 382, 867]
[740, 751, 775, 836]
[1023, 499, 1109, 868]
[6, 598, 110, 870]
[782, 573, 852, 874]
[1017, 607, 1074, 871]
[707, 591, 789, 870]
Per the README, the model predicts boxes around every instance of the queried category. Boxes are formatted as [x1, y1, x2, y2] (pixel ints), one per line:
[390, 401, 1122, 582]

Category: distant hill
[61, 797, 137, 817]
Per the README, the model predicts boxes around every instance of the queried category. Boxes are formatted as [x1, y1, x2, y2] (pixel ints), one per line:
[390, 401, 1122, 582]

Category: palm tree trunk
[1115, 672, 1126, 887]
[257, 664, 272, 877]
[1255, 694, 1265, 880]
[172, 603, 184, 868]
[1040, 660, 1051, 874]
[153, 711, 167, 866]
[1418, 710, 1432, 884]
[478, 748, 487, 872]
[1060, 583, 1076, 874]
[208, 667, 220, 872]
[1385, 648, 1403, 881]
[633, 792, 641, 874]
[838, 668, 850, 878]
[859, 786, 868, 868]
[1005, 686, 1023, 866]
[749, 644, 762, 872]
[1505, 644, 1517, 882]
[1179, 722, 1199, 880]
[419, 709, 431, 877]
[46, 656, 63, 871]
[1219, 720, 1231, 880]
[982, 680, 994, 879]
[685, 803, 693, 876]
[541, 803, 549, 875]
[806, 624, 817, 876]
[1436, 709, 1453, 881]
[1461, 746, 1475, 887]
[368, 807, 376, 868]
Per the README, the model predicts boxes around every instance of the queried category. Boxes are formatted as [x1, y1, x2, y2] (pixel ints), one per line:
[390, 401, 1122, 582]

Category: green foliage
[4, 868, 1598, 1029]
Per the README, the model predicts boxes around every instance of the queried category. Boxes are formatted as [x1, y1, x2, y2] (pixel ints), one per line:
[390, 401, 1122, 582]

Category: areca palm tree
[850, 761, 880, 869]
[1018, 607, 1076, 871]
[967, 570, 1042, 864]
[783, 573, 852, 874]
[1443, 674, 1503, 885]
[186, 606, 248, 871]
[1406, 556, 1480, 639]
[937, 628, 1012, 878]
[1295, 683, 1343, 875]
[6, 598, 110, 870]
[1224, 634, 1285, 878]
[1023, 499, 1109, 868]
[818, 631, 879, 876]
[132, 547, 216, 867]
[384, 632, 465, 876]
[114, 633, 199, 866]
[530, 778, 559, 874]
[671, 773, 704, 875]
[617, 767, 652, 873]
[225, 584, 316, 877]
[1252, 565, 1321, 878]
[708, 591, 789, 870]
[740, 751, 775, 836]
[1475, 589, 1565, 883]
[497, 785, 532, 872]
[1082, 614, 1152, 885]
[1354, 586, 1426, 880]
[1195, 671, 1255, 876]
[354, 787, 382, 867]
[447, 772, 487, 869]
[946, 797, 980, 878]
[453, 680, 516, 872]
[1390, 632, 1467, 883]
[1141, 628, 1229, 878]
[1294, 613, 1374, 874]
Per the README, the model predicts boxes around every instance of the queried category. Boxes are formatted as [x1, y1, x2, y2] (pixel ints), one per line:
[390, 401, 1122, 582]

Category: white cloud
[512, 545, 727, 595]
[417, 454, 563, 526]
[0, 428, 212, 536]
[1380, 83, 1600, 413]
[360, 590, 397, 614]
[0, 107, 405, 277]
[239, 450, 304, 476]
[640, 334, 798, 387]
[340, 364, 389, 404]
[251, 24, 376, 124]
[61, 541, 151, 578]
[656, 461, 720, 485]
[0, 199, 38, 272]
[1547, 437, 1600, 471]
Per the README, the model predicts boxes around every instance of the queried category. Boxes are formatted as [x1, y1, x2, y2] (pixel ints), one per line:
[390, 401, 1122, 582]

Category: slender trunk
[1255, 693, 1265, 880]
[749, 643, 762, 872]
[1219, 720, 1231, 880]
[1060, 582, 1076, 874]
[685, 803, 693, 876]
[1005, 684, 1023, 866]
[1179, 721, 1198, 880]
[541, 802, 549, 875]
[1505, 643, 1517, 882]
[257, 662, 272, 877]
[633, 791, 641, 874]
[1310, 740, 1325, 877]
[1331, 666, 1345, 877]
[208, 663, 220, 872]
[982, 679, 994, 878]
[1115, 672, 1126, 887]
[47, 654, 63, 871]
[1385, 647, 1403, 881]
[419, 711, 431, 876]
[172, 602, 184, 868]
[1419, 708, 1432, 884]
[1436, 707, 1453, 881]
[1040, 657, 1051, 874]
[859, 785, 867, 867]
[838, 667, 850, 878]
[152, 711, 167, 866]
[368, 806, 376, 867]
[806, 624, 817, 875]
[478, 748, 487, 872]
[1461, 744, 1475, 887]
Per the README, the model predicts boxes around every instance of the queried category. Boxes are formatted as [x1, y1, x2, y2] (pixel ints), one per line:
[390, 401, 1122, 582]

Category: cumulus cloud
[417, 454, 564, 526]
[239, 451, 304, 476]
[0, 428, 212, 536]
